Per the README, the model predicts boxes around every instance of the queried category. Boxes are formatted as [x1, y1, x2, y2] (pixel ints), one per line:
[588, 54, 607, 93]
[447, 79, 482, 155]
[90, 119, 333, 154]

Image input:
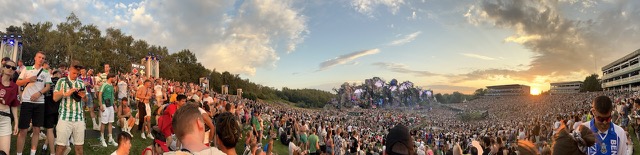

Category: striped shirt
[54, 77, 86, 122]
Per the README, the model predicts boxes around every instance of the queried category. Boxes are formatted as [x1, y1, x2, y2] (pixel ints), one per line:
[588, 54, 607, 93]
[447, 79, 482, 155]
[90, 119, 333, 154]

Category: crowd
[0, 51, 638, 155]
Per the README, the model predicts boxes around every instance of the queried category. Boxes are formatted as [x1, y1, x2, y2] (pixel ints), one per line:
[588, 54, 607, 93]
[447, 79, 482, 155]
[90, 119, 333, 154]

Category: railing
[602, 74, 640, 88]
[603, 63, 640, 80]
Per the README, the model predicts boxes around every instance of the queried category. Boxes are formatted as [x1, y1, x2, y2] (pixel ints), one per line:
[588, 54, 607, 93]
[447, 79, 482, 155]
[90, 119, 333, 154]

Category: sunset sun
[530, 88, 541, 95]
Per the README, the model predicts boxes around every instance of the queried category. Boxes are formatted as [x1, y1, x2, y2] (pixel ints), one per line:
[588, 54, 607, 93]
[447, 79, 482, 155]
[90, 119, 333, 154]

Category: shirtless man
[136, 80, 154, 139]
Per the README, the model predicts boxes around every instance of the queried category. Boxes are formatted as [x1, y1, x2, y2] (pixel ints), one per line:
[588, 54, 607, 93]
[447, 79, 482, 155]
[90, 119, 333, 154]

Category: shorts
[18, 102, 45, 129]
[55, 120, 85, 146]
[84, 93, 94, 107]
[0, 109, 12, 136]
[326, 146, 333, 154]
[43, 112, 59, 129]
[100, 106, 115, 124]
[320, 145, 327, 153]
[145, 103, 151, 117]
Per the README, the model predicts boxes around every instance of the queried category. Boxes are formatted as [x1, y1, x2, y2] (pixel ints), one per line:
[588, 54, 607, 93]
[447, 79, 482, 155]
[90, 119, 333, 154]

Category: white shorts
[145, 103, 151, 117]
[56, 120, 86, 146]
[0, 109, 12, 136]
[100, 106, 115, 124]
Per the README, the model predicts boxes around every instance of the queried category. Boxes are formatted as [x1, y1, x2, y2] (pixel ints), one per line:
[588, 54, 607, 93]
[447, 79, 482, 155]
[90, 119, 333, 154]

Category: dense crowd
[0, 51, 638, 155]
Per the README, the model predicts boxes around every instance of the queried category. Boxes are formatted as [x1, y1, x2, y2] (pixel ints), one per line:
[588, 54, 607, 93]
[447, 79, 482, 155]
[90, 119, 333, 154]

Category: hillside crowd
[0, 52, 638, 155]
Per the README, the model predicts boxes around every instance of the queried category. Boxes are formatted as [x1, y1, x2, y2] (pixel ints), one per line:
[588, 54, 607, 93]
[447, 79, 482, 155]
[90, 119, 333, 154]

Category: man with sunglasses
[583, 96, 627, 155]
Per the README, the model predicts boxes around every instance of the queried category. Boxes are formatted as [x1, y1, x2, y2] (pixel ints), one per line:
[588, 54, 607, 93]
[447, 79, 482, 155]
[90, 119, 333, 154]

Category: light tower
[141, 52, 160, 78]
[0, 35, 23, 62]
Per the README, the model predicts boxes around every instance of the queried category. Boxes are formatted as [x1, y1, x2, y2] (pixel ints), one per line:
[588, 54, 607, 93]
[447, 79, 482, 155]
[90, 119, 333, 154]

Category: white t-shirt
[117, 81, 128, 99]
[154, 85, 163, 97]
[573, 121, 582, 131]
[110, 151, 118, 155]
[164, 147, 226, 155]
[18, 66, 52, 103]
[203, 96, 213, 104]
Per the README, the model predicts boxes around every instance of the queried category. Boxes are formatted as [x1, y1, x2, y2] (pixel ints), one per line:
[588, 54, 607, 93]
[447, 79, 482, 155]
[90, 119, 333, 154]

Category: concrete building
[601, 49, 640, 91]
[485, 84, 530, 96]
[550, 81, 582, 94]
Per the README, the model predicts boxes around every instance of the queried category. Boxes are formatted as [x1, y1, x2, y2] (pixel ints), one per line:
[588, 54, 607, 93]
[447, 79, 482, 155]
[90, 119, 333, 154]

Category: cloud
[0, 0, 308, 76]
[351, 0, 405, 17]
[460, 53, 496, 60]
[459, 0, 640, 82]
[372, 62, 439, 76]
[388, 31, 421, 46]
[318, 49, 380, 71]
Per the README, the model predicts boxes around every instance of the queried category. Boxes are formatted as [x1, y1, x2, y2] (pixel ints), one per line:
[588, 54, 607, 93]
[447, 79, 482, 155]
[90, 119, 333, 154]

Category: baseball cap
[385, 125, 415, 155]
[154, 139, 170, 152]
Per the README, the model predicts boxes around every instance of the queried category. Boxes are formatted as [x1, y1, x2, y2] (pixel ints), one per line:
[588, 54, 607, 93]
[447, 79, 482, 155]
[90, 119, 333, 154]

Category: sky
[1, 0, 639, 94]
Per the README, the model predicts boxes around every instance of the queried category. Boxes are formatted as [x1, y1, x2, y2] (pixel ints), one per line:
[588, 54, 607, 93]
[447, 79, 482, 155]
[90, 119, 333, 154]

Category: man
[98, 74, 118, 147]
[203, 92, 213, 105]
[159, 95, 187, 150]
[137, 79, 154, 139]
[164, 104, 225, 155]
[53, 61, 88, 155]
[308, 128, 320, 155]
[16, 51, 52, 155]
[17, 59, 25, 74]
[214, 112, 241, 155]
[42, 70, 62, 155]
[384, 125, 414, 155]
[583, 96, 627, 155]
[116, 76, 128, 107]
[111, 132, 132, 155]
[80, 68, 98, 130]
[154, 79, 163, 106]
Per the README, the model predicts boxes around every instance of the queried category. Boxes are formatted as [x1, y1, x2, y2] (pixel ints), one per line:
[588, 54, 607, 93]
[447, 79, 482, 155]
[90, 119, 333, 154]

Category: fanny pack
[0, 110, 14, 122]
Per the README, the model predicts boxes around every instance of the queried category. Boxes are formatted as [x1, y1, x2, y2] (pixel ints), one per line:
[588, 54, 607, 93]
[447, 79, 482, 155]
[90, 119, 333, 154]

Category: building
[601, 49, 640, 91]
[549, 81, 582, 94]
[485, 84, 530, 96]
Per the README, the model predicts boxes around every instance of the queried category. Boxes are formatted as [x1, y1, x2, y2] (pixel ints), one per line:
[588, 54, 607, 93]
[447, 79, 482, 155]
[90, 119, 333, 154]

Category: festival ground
[8, 103, 291, 155]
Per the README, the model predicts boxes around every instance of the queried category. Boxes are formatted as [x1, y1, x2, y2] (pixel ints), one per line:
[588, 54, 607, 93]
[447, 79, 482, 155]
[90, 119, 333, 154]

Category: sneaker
[100, 139, 107, 147]
[109, 140, 119, 147]
[93, 125, 100, 131]
[147, 133, 154, 139]
[141, 133, 147, 139]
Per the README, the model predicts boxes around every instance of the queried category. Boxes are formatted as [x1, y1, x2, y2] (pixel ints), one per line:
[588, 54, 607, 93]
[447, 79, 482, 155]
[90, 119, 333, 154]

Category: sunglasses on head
[3, 65, 16, 71]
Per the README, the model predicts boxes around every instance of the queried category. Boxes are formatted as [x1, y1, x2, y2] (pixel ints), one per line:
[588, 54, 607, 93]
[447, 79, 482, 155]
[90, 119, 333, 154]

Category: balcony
[602, 74, 640, 88]
[603, 63, 640, 80]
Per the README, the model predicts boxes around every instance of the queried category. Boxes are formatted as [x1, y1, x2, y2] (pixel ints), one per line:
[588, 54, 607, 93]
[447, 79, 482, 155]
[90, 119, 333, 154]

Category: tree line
[1, 13, 334, 107]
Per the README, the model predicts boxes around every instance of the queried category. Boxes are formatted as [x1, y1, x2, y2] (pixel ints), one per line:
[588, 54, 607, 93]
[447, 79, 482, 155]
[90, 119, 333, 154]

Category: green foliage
[3, 13, 333, 108]
[435, 91, 474, 104]
[580, 74, 602, 92]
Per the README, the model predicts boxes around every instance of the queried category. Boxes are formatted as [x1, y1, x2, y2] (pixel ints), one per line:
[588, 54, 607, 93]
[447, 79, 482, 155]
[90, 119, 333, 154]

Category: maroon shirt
[0, 82, 20, 107]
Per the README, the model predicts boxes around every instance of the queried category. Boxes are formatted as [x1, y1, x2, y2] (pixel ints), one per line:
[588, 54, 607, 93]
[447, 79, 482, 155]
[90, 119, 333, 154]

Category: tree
[473, 88, 486, 97]
[580, 74, 602, 92]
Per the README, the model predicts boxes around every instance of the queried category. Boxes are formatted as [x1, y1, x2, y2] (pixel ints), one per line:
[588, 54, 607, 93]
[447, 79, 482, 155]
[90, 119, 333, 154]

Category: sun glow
[530, 88, 541, 95]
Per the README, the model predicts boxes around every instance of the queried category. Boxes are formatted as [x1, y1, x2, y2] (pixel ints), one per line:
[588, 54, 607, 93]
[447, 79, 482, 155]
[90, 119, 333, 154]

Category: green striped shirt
[54, 77, 86, 122]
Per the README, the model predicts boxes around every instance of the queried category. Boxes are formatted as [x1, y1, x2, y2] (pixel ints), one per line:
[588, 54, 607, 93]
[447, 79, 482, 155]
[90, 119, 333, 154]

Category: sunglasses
[594, 115, 612, 123]
[3, 65, 17, 71]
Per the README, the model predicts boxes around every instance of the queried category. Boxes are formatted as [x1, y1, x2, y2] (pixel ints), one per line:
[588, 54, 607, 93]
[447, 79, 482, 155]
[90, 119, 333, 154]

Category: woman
[0, 60, 19, 153]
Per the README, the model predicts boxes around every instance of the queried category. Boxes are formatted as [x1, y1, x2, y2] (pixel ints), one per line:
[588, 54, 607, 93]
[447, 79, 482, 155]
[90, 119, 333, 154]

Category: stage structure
[141, 53, 160, 78]
[0, 35, 23, 62]
[221, 85, 229, 95]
